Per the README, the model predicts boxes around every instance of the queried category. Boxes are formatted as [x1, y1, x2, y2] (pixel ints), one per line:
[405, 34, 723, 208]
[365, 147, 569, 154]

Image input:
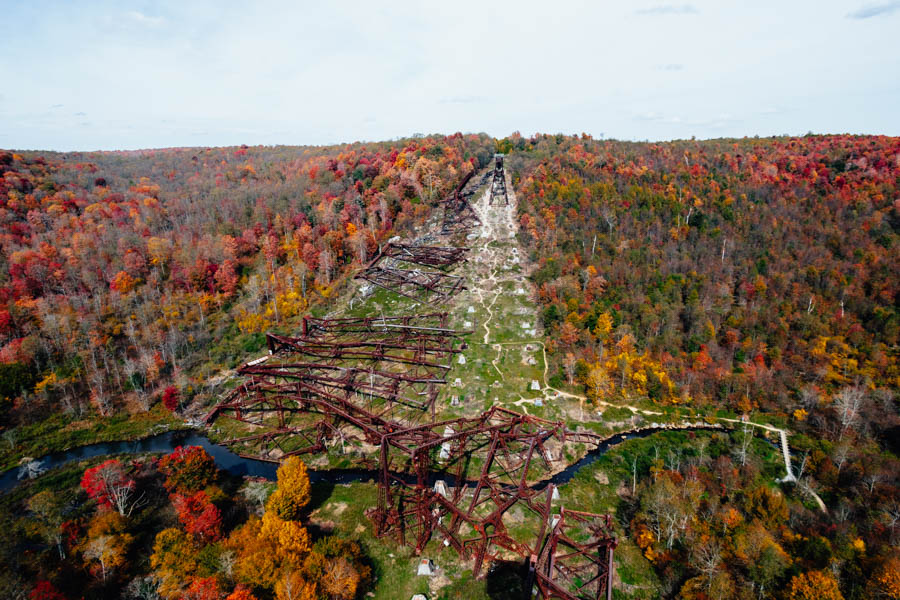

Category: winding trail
[453, 165, 822, 513]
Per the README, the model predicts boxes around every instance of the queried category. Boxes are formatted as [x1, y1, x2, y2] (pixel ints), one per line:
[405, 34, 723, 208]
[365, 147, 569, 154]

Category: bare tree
[240, 480, 273, 514]
[18, 460, 46, 480]
[2, 428, 17, 450]
[734, 424, 753, 466]
[690, 537, 723, 592]
[834, 386, 865, 440]
[832, 441, 851, 473]
[124, 575, 161, 600]
[91, 461, 145, 517]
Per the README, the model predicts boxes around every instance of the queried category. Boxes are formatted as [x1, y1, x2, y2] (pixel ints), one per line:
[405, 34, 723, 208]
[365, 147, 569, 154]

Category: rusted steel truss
[268, 313, 467, 377]
[370, 407, 606, 598]
[532, 509, 617, 600]
[365, 243, 469, 271]
[441, 170, 483, 234]
[489, 156, 508, 205]
[355, 266, 466, 305]
[204, 313, 470, 459]
[208, 379, 616, 599]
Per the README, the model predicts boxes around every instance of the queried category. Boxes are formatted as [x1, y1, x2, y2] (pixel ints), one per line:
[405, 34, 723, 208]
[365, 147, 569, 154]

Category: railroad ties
[204, 167, 616, 600]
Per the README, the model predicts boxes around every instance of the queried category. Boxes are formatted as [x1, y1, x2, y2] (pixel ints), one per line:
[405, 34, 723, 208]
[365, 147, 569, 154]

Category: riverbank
[0, 404, 188, 474]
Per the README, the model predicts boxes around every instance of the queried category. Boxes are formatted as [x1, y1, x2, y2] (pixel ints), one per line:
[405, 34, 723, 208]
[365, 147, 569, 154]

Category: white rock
[434, 480, 450, 498]
[416, 559, 436, 576]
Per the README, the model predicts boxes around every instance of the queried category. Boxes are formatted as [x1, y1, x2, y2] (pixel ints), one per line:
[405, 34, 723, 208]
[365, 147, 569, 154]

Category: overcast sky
[1, 0, 898, 151]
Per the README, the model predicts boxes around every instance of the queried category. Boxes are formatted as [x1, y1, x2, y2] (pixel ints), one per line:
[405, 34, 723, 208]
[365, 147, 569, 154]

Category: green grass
[0, 403, 186, 473]
[308, 481, 495, 600]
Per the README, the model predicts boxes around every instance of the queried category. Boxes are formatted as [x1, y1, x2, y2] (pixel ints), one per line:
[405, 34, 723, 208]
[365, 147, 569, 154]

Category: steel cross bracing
[489, 155, 508, 205]
[267, 314, 468, 377]
[366, 407, 613, 589]
[366, 243, 469, 270]
[355, 266, 467, 305]
[531, 509, 617, 600]
[204, 163, 617, 599]
[204, 313, 470, 460]
[206, 375, 617, 599]
[440, 169, 483, 235]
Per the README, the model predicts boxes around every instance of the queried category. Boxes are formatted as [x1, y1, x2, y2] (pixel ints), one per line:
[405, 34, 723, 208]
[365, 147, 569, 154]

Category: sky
[1, 0, 899, 151]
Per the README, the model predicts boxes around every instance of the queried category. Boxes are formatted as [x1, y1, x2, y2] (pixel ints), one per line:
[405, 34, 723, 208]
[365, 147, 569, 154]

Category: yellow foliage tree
[227, 516, 280, 589]
[266, 457, 311, 521]
[275, 569, 317, 600]
[868, 556, 900, 599]
[593, 313, 613, 340]
[261, 511, 311, 565]
[787, 570, 844, 600]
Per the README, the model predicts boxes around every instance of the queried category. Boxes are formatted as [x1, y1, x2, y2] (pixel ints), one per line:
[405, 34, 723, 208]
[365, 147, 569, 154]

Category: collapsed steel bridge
[354, 242, 470, 305]
[205, 168, 616, 599]
[207, 362, 616, 600]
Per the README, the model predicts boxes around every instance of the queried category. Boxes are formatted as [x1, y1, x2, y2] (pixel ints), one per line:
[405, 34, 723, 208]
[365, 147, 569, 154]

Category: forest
[0, 132, 897, 599]
[502, 132, 899, 599]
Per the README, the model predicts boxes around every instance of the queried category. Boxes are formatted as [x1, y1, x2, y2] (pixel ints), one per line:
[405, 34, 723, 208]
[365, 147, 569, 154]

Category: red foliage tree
[224, 585, 258, 600]
[157, 446, 217, 494]
[29, 580, 67, 600]
[162, 386, 180, 412]
[80, 459, 136, 515]
[180, 577, 223, 600]
[171, 491, 223, 541]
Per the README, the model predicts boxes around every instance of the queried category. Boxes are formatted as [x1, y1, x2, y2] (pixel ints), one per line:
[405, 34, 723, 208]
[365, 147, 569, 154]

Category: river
[1, 426, 720, 494]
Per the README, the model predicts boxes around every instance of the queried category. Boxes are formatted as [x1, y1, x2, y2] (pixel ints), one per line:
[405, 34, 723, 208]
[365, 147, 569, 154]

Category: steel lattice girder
[237, 362, 442, 425]
[532, 509, 618, 600]
[441, 170, 482, 234]
[206, 369, 617, 599]
[299, 312, 464, 339]
[266, 315, 467, 378]
[355, 266, 466, 304]
[489, 156, 508, 205]
[366, 244, 469, 271]
[366, 407, 609, 581]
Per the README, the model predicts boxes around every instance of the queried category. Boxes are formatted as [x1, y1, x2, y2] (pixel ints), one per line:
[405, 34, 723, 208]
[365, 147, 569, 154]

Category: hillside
[0, 134, 898, 600]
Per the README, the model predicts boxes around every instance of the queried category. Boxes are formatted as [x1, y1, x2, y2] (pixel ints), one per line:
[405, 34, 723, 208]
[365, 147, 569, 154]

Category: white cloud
[126, 11, 165, 26]
[636, 4, 699, 15]
[846, 1, 900, 18]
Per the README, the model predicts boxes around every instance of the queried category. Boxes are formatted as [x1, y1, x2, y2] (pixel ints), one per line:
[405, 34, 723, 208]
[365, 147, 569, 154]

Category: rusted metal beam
[365, 243, 469, 271]
[355, 266, 466, 305]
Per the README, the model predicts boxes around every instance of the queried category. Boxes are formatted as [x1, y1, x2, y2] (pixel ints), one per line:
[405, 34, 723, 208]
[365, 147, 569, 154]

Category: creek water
[1, 427, 717, 494]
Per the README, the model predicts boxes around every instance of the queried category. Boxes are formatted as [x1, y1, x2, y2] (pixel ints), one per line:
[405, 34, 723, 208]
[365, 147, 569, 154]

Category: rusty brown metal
[441, 169, 482, 234]
[355, 266, 467, 305]
[366, 243, 469, 270]
[203, 162, 616, 599]
[532, 508, 618, 600]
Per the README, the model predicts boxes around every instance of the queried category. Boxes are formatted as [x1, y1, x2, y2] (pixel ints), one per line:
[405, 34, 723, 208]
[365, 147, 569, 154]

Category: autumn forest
[0, 132, 897, 600]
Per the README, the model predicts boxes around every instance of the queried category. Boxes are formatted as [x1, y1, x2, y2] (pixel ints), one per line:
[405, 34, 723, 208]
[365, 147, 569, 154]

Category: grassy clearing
[308, 481, 500, 600]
